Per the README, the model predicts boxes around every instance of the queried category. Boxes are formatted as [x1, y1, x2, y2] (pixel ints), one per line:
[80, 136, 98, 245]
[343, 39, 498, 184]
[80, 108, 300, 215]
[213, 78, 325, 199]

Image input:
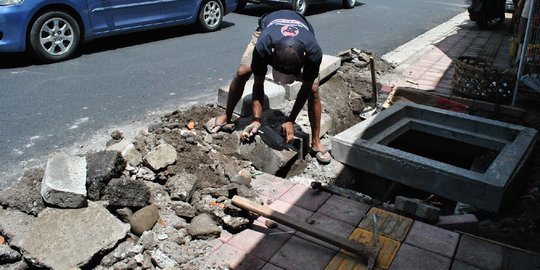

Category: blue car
[0, 0, 238, 62]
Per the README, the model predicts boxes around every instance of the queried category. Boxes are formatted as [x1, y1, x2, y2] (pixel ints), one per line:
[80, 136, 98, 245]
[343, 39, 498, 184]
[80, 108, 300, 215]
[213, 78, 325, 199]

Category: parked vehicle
[0, 0, 238, 62]
[236, 0, 355, 16]
[468, 0, 506, 29]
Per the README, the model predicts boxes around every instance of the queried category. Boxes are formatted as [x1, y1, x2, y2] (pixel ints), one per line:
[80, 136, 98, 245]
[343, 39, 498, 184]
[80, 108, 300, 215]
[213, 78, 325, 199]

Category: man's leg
[207, 30, 258, 133]
[307, 83, 331, 163]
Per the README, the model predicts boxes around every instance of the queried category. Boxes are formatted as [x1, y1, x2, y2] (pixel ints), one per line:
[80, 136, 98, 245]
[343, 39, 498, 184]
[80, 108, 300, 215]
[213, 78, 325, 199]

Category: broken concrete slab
[0, 168, 46, 216]
[217, 80, 287, 116]
[165, 173, 198, 202]
[332, 102, 538, 212]
[144, 143, 177, 171]
[86, 150, 126, 201]
[104, 178, 150, 208]
[238, 135, 297, 176]
[0, 209, 35, 249]
[17, 201, 129, 270]
[41, 151, 87, 208]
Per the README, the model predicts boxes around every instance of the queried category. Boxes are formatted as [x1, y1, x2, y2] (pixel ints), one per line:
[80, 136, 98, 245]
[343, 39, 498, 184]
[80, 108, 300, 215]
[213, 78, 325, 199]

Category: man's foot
[204, 116, 233, 134]
[309, 147, 332, 165]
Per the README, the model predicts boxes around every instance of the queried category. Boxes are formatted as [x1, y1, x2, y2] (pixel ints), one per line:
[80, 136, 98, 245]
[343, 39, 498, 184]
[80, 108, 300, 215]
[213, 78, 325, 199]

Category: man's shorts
[240, 30, 261, 66]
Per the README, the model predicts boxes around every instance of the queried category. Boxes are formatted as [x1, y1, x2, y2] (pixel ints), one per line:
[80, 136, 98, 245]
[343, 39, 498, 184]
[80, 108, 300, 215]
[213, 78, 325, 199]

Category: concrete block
[294, 110, 333, 142]
[332, 102, 538, 212]
[435, 214, 478, 231]
[394, 196, 421, 214]
[41, 151, 87, 208]
[217, 80, 286, 116]
[415, 203, 440, 222]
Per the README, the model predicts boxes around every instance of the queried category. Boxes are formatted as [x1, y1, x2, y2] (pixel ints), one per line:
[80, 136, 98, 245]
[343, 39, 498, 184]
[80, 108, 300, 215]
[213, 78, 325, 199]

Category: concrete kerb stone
[217, 80, 287, 116]
[41, 150, 87, 209]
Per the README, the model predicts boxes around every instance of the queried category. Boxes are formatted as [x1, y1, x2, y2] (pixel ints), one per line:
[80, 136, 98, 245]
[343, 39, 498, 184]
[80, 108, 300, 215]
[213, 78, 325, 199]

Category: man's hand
[241, 121, 261, 142]
[281, 121, 294, 144]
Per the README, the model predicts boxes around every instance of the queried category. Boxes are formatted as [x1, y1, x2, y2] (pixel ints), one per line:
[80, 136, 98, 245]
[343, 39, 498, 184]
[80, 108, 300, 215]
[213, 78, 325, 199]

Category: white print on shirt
[267, 19, 309, 31]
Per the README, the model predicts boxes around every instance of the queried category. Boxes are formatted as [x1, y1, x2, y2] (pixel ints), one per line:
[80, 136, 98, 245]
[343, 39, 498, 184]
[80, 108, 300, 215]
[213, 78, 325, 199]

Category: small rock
[129, 205, 160, 236]
[165, 173, 198, 202]
[171, 201, 198, 218]
[204, 134, 213, 144]
[144, 143, 177, 171]
[187, 213, 222, 240]
[151, 249, 178, 268]
[111, 130, 124, 140]
[104, 178, 150, 208]
[138, 231, 158, 250]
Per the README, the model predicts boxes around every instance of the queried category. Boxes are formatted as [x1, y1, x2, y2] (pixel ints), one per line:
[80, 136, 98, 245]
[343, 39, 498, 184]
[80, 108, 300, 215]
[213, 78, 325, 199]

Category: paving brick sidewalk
[200, 12, 540, 270]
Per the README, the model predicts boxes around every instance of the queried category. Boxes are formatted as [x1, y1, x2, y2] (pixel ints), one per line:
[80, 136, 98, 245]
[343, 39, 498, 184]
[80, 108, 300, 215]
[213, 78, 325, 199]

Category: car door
[161, 0, 198, 23]
[87, 0, 162, 33]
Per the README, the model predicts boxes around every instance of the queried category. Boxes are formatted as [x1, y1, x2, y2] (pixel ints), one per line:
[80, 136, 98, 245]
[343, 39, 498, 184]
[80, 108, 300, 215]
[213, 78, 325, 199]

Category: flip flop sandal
[309, 148, 332, 165]
[204, 117, 224, 134]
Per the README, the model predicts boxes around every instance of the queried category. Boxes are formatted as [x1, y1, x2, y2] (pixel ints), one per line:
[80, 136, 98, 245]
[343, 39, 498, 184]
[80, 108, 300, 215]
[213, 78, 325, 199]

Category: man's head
[272, 36, 305, 84]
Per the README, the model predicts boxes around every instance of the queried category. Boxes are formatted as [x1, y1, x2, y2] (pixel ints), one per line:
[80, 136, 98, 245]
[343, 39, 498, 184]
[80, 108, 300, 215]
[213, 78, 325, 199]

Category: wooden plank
[232, 195, 374, 259]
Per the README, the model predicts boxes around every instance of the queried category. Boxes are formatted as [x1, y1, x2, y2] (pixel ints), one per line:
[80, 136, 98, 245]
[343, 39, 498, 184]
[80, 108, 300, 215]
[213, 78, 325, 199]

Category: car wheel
[292, 0, 308, 15]
[343, 0, 355, 9]
[29, 11, 80, 63]
[198, 0, 224, 32]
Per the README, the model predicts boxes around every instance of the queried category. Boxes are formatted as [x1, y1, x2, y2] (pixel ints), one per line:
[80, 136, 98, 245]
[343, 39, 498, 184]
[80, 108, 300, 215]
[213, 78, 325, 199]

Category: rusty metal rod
[370, 57, 377, 108]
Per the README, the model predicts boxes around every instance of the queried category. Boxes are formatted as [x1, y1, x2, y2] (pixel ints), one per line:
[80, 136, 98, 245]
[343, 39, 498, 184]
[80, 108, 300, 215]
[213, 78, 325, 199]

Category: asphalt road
[0, 0, 468, 190]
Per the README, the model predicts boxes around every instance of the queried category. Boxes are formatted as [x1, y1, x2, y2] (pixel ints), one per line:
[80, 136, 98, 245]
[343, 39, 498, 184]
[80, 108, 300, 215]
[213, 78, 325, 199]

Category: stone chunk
[166, 173, 198, 202]
[395, 196, 421, 214]
[0, 209, 35, 248]
[0, 168, 46, 216]
[41, 151, 87, 208]
[0, 244, 21, 263]
[436, 214, 478, 231]
[239, 135, 297, 176]
[188, 213, 222, 240]
[18, 201, 129, 270]
[171, 201, 198, 218]
[144, 143, 177, 171]
[217, 80, 286, 116]
[86, 150, 126, 201]
[151, 249, 178, 268]
[415, 203, 440, 223]
[129, 204, 159, 236]
[104, 178, 150, 208]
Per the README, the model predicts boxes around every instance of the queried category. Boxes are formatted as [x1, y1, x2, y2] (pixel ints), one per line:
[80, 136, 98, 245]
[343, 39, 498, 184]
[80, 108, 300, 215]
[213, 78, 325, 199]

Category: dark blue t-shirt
[252, 10, 323, 82]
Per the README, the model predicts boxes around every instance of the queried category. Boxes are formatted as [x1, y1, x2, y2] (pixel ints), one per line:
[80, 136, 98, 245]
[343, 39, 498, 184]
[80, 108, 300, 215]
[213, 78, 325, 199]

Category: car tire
[292, 0, 308, 15]
[343, 0, 355, 9]
[198, 0, 224, 32]
[29, 11, 80, 63]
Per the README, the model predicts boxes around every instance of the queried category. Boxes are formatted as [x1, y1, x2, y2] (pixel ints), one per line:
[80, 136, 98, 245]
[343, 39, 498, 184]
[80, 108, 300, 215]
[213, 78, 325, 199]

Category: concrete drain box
[331, 102, 537, 212]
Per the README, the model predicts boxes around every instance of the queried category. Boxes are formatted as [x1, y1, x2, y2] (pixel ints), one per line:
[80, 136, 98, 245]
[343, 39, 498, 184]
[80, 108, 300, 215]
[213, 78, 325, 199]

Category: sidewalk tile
[451, 260, 483, 270]
[388, 243, 451, 270]
[454, 235, 504, 270]
[502, 248, 540, 269]
[228, 221, 292, 261]
[278, 184, 331, 212]
[209, 243, 267, 270]
[315, 195, 370, 226]
[404, 221, 459, 258]
[251, 174, 293, 199]
[259, 199, 314, 233]
[270, 236, 336, 270]
[358, 208, 412, 242]
[262, 263, 285, 270]
[295, 212, 355, 250]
